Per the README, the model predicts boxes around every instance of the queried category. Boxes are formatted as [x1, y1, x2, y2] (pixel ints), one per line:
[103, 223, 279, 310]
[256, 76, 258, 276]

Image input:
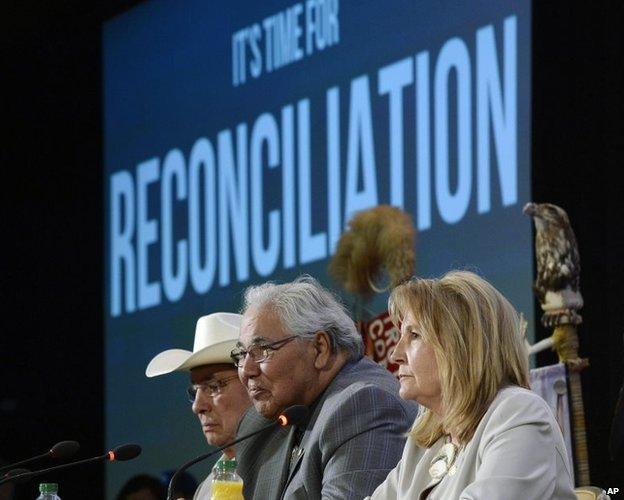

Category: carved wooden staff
[546, 312, 590, 486]
[524, 202, 590, 486]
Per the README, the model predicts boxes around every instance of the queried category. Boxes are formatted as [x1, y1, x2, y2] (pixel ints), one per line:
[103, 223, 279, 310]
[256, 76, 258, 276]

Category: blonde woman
[368, 271, 575, 500]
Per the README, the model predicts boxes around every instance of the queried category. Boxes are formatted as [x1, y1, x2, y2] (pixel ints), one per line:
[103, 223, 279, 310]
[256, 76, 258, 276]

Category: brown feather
[328, 205, 416, 296]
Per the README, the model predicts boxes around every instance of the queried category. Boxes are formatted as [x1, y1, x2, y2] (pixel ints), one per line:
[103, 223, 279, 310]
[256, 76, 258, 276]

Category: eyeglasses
[230, 335, 299, 368]
[186, 375, 240, 403]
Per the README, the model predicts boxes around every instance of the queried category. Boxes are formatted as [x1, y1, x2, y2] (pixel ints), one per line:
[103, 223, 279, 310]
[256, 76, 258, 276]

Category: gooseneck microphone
[1, 468, 30, 482]
[167, 405, 309, 500]
[0, 440, 80, 474]
[0, 444, 141, 486]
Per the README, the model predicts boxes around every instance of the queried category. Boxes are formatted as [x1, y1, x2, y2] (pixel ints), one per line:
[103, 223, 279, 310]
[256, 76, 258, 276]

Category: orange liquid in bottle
[211, 480, 243, 500]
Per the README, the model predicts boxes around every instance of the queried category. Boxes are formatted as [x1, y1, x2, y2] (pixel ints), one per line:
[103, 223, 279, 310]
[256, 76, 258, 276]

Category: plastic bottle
[36, 483, 61, 500]
[211, 458, 243, 500]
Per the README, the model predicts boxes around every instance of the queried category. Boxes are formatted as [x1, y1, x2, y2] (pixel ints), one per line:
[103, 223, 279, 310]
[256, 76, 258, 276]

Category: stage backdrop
[103, 0, 531, 496]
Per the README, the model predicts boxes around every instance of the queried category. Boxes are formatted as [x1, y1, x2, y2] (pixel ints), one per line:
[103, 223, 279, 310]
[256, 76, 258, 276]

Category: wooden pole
[550, 320, 590, 486]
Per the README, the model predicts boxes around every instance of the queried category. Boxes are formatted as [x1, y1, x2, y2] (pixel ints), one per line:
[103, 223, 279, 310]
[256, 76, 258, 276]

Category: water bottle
[211, 458, 243, 500]
[36, 483, 61, 499]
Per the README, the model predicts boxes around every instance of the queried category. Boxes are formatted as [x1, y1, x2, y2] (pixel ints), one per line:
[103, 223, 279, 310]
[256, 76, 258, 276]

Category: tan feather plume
[329, 205, 416, 296]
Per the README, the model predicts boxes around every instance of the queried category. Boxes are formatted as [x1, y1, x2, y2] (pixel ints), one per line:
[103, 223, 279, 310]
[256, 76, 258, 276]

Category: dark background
[2, 1, 622, 498]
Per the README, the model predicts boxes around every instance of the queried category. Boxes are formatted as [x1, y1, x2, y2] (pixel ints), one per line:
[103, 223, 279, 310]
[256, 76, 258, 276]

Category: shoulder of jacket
[478, 386, 555, 439]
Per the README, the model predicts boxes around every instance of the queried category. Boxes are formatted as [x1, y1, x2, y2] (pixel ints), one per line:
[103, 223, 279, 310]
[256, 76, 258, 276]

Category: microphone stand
[0, 454, 106, 486]
[0, 445, 141, 486]
[0, 441, 79, 474]
[0, 451, 50, 474]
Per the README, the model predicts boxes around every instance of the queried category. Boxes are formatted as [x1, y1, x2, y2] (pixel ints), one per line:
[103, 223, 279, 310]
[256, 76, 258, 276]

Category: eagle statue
[524, 202, 592, 486]
[523, 202, 583, 321]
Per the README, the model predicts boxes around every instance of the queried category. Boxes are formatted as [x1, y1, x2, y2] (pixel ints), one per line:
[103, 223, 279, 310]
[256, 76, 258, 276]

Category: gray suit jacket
[235, 356, 418, 500]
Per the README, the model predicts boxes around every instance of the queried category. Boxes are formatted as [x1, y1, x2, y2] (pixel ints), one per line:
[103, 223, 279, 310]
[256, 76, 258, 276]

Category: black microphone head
[109, 444, 142, 461]
[278, 405, 309, 427]
[49, 440, 80, 459]
[3, 468, 31, 484]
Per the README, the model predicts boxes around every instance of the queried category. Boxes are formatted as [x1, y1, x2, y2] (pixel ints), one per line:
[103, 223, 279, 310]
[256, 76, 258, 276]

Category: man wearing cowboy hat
[146, 312, 251, 499]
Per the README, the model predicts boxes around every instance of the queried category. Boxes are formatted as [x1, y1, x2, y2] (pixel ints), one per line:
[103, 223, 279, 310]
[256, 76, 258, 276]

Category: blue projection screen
[104, 0, 531, 496]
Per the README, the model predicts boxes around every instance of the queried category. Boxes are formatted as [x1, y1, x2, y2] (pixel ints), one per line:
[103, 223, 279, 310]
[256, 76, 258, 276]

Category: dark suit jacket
[235, 356, 418, 499]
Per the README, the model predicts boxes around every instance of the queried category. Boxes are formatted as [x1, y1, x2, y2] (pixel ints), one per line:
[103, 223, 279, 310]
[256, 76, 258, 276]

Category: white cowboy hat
[145, 312, 241, 377]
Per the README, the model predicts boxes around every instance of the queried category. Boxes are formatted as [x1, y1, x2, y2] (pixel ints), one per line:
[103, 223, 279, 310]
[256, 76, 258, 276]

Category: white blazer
[368, 386, 576, 500]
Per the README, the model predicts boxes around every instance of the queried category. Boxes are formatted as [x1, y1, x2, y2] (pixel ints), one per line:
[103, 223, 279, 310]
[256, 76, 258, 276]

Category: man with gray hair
[231, 276, 417, 499]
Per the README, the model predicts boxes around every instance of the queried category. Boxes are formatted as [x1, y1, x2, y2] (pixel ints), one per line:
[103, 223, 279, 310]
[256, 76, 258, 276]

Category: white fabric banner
[530, 363, 575, 482]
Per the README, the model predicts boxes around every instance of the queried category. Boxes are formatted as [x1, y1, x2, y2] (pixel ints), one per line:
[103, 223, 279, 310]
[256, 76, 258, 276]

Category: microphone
[1, 468, 30, 484]
[167, 405, 308, 500]
[0, 444, 141, 486]
[0, 441, 80, 474]
[275, 405, 308, 427]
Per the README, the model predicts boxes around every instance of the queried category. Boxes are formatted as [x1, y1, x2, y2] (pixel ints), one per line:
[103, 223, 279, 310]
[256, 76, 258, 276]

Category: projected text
[110, 16, 518, 317]
[232, 0, 340, 86]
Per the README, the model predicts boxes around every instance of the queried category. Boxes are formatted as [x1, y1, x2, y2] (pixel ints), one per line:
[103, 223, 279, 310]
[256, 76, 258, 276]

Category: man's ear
[312, 331, 332, 369]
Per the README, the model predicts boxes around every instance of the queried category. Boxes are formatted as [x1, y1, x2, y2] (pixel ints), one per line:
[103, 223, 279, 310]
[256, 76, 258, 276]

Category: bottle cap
[39, 483, 59, 493]
[215, 458, 237, 471]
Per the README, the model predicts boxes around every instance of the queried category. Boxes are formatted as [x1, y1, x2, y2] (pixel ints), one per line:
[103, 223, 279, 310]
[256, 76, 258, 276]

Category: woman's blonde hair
[388, 270, 529, 447]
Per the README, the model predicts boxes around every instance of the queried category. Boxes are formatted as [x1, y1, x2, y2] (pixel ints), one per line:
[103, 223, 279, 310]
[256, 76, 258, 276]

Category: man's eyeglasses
[230, 335, 298, 368]
[186, 375, 240, 403]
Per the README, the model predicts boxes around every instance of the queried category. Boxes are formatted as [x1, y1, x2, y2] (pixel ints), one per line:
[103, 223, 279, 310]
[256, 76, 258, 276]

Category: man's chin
[206, 436, 229, 449]
[254, 400, 281, 421]
[204, 430, 228, 447]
